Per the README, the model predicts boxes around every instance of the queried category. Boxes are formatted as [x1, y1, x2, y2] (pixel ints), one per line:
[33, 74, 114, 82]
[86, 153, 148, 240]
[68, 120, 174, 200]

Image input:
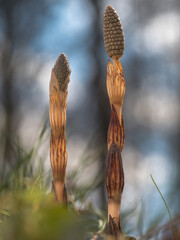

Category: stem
[49, 63, 69, 205]
[108, 199, 121, 224]
[53, 180, 65, 203]
[113, 104, 122, 126]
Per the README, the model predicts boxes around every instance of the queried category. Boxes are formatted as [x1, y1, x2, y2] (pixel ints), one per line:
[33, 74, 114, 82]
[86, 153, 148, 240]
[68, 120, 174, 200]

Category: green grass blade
[150, 174, 177, 240]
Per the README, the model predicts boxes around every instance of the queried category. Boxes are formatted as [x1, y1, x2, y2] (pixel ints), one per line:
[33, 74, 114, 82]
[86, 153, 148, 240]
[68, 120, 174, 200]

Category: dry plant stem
[107, 215, 122, 238]
[106, 57, 125, 236]
[53, 180, 65, 202]
[50, 129, 67, 181]
[49, 67, 70, 204]
[104, 5, 135, 239]
[52, 181, 67, 204]
[106, 143, 124, 234]
[50, 131, 67, 203]
[108, 105, 125, 152]
[108, 201, 121, 227]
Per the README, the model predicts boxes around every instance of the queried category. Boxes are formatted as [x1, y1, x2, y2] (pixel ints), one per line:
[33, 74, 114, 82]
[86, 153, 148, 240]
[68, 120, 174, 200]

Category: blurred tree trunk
[89, 0, 109, 209]
[0, 2, 16, 165]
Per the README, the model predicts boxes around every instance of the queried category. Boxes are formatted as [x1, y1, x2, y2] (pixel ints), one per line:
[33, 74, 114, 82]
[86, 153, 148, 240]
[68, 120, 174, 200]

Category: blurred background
[0, 0, 179, 238]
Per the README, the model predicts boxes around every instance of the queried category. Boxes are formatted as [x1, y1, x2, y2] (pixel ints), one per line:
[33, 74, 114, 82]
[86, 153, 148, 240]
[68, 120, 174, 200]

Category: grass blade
[150, 174, 177, 240]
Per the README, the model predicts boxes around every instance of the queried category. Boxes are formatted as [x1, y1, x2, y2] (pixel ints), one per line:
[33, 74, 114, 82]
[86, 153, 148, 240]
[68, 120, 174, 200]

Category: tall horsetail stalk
[49, 53, 71, 204]
[103, 5, 125, 237]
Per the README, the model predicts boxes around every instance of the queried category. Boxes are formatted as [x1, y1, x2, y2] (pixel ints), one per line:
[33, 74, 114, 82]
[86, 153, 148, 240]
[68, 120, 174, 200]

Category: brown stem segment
[106, 57, 125, 124]
[107, 215, 122, 237]
[108, 105, 125, 152]
[50, 129, 67, 182]
[106, 143, 124, 235]
[52, 180, 67, 204]
[106, 143, 124, 201]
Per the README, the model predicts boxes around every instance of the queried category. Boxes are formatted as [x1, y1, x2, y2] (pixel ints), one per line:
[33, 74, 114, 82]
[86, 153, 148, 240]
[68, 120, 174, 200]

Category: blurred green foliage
[0, 122, 106, 240]
[0, 121, 179, 240]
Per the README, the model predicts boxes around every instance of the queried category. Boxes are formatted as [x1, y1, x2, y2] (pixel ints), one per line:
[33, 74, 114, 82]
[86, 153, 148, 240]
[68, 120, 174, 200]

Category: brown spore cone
[103, 5, 125, 58]
[53, 53, 71, 92]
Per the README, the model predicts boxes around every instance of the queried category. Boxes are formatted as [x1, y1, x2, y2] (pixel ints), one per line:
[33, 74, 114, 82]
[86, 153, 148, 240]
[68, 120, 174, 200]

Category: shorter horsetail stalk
[49, 53, 71, 204]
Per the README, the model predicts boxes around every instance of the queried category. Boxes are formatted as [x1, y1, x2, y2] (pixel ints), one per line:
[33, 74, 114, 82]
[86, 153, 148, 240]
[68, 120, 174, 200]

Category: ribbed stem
[49, 54, 70, 204]
[53, 180, 65, 202]
[106, 58, 125, 236]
